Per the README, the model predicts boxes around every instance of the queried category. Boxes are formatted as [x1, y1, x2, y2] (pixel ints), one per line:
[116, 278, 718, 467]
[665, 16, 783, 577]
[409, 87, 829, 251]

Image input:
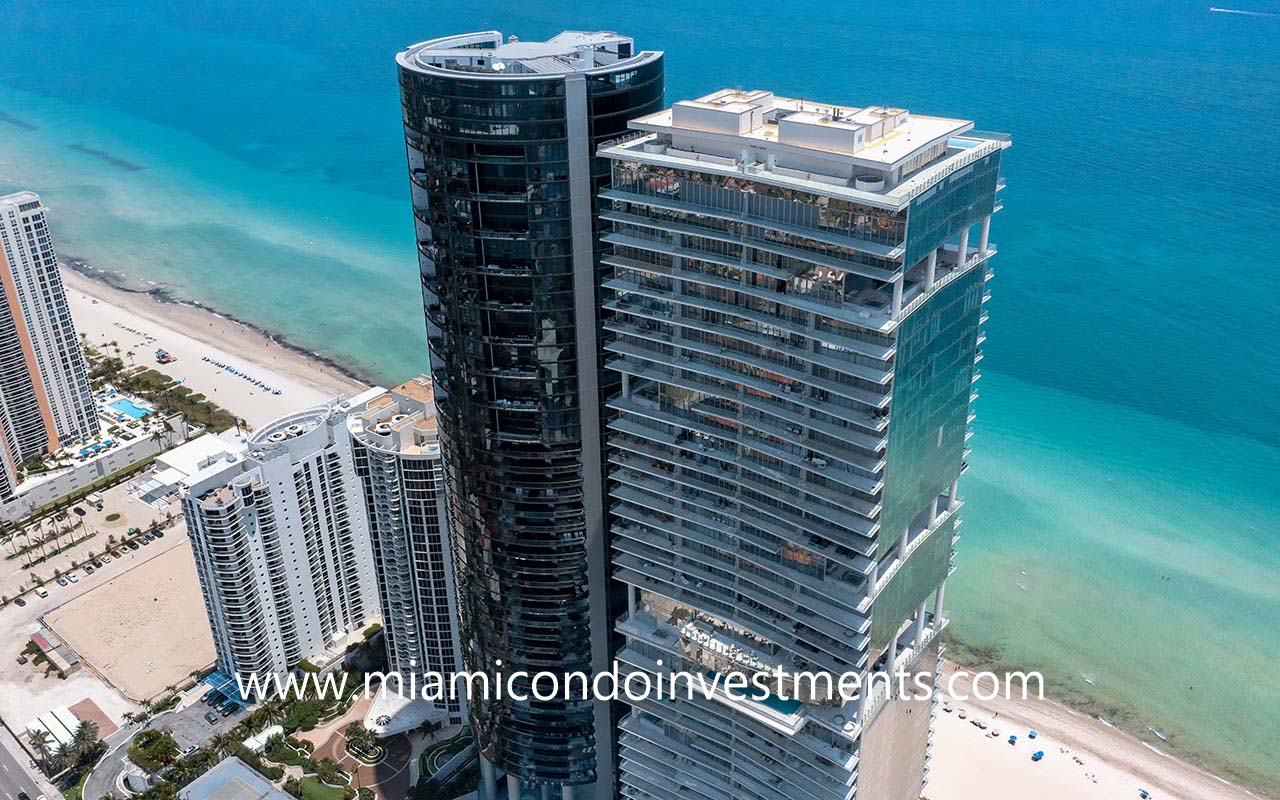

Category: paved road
[0, 727, 47, 800]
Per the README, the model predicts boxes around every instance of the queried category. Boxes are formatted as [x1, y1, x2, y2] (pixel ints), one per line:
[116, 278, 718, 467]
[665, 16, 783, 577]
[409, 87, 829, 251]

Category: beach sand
[928, 663, 1264, 800]
[44, 542, 215, 702]
[56, 268, 1270, 800]
[62, 267, 367, 427]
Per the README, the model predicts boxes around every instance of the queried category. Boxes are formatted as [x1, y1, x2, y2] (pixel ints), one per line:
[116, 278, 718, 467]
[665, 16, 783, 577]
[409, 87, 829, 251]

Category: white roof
[156, 433, 246, 482]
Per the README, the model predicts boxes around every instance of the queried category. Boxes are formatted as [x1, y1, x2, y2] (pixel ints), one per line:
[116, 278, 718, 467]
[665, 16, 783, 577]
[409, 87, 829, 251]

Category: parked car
[154, 530, 165, 539]
[101, 555, 112, 563]
[200, 688, 216, 702]
[72, 507, 86, 517]
[13, 597, 25, 607]
[144, 532, 156, 541]
[55, 578, 68, 587]
[92, 559, 103, 568]
[84, 565, 94, 574]
[205, 692, 224, 706]
[139, 537, 151, 546]
[219, 704, 236, 717]
[204, 712, 218, 725]
[66, 573, 79, 583]
[127, 541, 140, 550]
[18, 792, 30, 800]
[34, 586, 49, 598]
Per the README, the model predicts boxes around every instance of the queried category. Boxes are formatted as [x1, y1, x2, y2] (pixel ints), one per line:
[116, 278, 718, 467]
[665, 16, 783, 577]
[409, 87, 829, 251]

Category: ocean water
[2, 0, 1278, 792]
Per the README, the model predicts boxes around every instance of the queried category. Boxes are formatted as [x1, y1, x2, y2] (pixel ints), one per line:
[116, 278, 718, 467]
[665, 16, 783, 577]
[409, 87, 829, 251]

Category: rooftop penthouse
[398, 29, 660, 77]
[605, 88, 1008, 209]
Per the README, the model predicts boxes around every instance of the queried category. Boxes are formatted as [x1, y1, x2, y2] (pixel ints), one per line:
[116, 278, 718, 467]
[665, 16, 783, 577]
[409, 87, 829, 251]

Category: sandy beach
[928, 663, 1265, 800]
[62, 267, 367, 427]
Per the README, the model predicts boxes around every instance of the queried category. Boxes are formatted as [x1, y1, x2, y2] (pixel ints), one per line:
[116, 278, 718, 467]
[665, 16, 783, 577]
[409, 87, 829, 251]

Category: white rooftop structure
[133, 431, 246, 507]
[364, 688, 448, 738]
[606, 88, 1004, 209]
[241, 724, 284, 754]
[398, 29, 660, 77]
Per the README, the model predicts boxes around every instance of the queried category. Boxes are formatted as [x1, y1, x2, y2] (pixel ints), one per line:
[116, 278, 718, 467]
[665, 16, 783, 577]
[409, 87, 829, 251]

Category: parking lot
[154, 690, 250, 752]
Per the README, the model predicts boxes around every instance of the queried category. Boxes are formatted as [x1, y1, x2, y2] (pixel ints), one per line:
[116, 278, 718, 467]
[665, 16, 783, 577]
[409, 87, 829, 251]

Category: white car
[66, 573, 79, 583]
[34, 586, 49, 598]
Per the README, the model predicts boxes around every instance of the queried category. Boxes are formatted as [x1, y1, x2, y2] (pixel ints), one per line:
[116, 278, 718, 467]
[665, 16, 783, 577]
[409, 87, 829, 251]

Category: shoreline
[61, 255, 376, 389]
[61, 263, 368, 427]
[932, 659, 1268, 800]
[56, 262, 1271, 800]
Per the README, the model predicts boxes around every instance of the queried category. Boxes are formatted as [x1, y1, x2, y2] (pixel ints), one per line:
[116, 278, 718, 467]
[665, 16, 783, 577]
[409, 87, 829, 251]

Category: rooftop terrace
[398, 29, 660, 77]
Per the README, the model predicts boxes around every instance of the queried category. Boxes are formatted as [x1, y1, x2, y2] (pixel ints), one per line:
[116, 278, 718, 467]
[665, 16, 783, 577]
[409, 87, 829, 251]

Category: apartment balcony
[615, 650, 859, 797]
[608, 450, 875, 569]
[608, 416, 880, 531]
[607, 353, 887, 447]
[611, 534, 867, 670]
[610, 388, 887, 479]
[603, 285, 896, 361]
[608, 414, 879, 531]
[601, 188, 905, 261]
[610, 485, 870, 625]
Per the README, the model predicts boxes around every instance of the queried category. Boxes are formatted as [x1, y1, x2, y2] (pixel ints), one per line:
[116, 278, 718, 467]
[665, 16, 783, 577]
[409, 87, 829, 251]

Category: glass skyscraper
[396, 30, 663, 800]
[597, 90, 1007, 800]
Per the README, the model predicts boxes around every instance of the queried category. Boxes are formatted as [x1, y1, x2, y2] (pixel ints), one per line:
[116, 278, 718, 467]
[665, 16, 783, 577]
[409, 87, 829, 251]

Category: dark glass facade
[398, 42, 663, 790]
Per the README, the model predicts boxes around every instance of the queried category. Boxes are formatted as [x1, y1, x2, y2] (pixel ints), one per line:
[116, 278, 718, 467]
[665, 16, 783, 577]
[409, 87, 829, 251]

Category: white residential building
[184, 381, 463, 704]
[182, 391, 384, 688]
[0, 192, 97, 499]
[348, 376, 464, 726]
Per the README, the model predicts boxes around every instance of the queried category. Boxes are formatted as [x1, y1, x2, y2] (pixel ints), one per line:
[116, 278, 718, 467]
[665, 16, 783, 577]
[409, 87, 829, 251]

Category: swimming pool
[107, 397, 151, 420]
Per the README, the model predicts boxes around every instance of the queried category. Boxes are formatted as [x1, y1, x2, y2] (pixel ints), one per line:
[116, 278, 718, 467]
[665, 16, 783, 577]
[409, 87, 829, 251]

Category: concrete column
[924, 248, 937, 291]
[884, 638, 898, 684]
[913, 600, 928, 652]
[627, 584, 636, 618]
[897, 528, 909, 560]
[978, 215, 991, 256]
[928, 497, 938, 525]
[891, 275, 903, 318]
[541, 785, 552, 800]
[866, 561, 879, 598]
[508, 776, 522, 800]
[621, 373, 630, 398]
[858, 668, 872, 721]
[934, 580, 947, 627]
[561, 786, 575, 800]
[948, 478, 960, 510]
[957, 227, 970, 267]
[481, 757, 497, 800]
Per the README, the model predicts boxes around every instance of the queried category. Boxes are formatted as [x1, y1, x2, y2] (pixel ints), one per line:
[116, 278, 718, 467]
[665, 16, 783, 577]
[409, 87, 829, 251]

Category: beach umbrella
[1028, 730, 1037, 738]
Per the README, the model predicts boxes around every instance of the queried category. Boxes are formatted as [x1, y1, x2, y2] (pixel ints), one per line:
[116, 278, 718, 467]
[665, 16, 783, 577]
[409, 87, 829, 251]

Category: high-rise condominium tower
[184, 393, 385, 688]
[348, 377, 464, 726]
[397, 30, 663, 800]
[599, 90, 1007, 800]
[0, 192, 97, 499]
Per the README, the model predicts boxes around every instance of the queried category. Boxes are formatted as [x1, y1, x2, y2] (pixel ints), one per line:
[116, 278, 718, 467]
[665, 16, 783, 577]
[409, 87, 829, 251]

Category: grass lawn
[299, 777, 346, 800]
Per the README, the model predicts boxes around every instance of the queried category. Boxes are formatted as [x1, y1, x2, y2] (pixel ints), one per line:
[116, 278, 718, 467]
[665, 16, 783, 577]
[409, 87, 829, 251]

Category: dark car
[200, 688, 216, 702]
[139, 537, 151, 546]
[13, 597, 25, 607]
[144, 532, 156, 541]
[73, 507, 86, 517]
[92, 559, 103, 568]
[127, 541, 140, 550]
[84, 565, 95, 574]
[19, 792, 30, 800]
[204, 711, 218, 725]
[55, 577, 68, 586]
[219, 703, 236, 717]
[154, 530, 165, 538]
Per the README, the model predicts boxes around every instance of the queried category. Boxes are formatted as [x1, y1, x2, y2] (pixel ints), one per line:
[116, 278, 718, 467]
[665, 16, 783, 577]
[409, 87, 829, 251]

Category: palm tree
[72, 720, 101, 757]
[208, 732, 235, 759]
[29, 728, 51, 755]
[50, 742, 73, 773]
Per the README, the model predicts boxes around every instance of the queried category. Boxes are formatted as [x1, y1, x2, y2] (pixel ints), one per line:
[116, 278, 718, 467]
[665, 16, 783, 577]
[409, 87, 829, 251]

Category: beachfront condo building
[183, 381, 464, 721]
[598, 90, 1007, 800]
[397, 30, 664, 800]
[347, 376, 465, 726]
[0, 192, 97, 499]
[183, 392, 385, 691]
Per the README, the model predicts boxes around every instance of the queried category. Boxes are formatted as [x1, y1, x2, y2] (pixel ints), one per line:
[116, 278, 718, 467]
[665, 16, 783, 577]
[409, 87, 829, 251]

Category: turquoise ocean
[1, 0, 1277, 792]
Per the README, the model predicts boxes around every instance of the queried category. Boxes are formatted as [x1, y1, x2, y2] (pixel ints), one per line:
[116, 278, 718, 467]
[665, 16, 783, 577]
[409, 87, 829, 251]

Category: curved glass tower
[396, 30, 663, 800]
